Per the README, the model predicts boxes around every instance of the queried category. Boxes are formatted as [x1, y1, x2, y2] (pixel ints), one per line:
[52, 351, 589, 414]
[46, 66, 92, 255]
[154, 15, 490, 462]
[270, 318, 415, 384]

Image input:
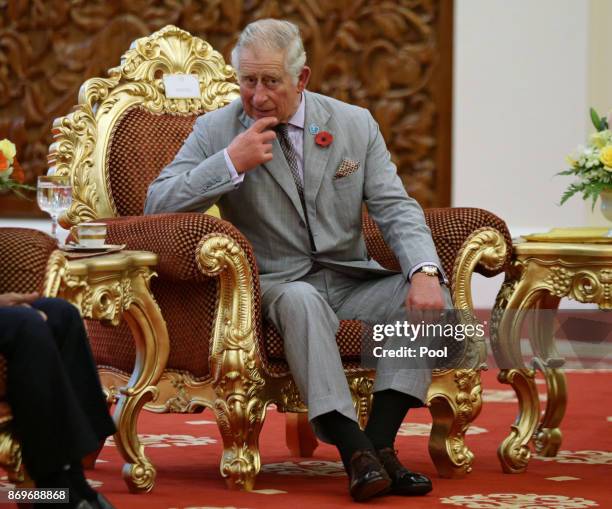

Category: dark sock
[34, 468, 71, 490]
[68, 462, 98, 501]
[314, 411, 374, 472]
[365, 390, 422, 450]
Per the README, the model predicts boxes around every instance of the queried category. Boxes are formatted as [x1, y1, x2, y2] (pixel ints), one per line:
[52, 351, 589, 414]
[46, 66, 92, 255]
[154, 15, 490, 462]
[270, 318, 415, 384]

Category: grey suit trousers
[262, 268, 453, 443]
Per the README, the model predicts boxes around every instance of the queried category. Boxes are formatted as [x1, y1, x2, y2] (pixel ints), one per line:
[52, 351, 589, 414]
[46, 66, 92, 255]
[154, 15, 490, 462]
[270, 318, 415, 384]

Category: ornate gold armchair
[49, 25, 511, 492]
[0, 227, 58, 482]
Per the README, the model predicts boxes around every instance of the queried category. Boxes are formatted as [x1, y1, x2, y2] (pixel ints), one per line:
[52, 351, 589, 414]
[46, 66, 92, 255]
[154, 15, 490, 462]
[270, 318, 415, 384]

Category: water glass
[37, 175, 72, 241]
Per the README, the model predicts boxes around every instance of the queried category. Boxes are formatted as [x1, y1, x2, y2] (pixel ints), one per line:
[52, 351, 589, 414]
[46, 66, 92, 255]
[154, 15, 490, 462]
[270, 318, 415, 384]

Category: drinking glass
[37, 175, 72, 241]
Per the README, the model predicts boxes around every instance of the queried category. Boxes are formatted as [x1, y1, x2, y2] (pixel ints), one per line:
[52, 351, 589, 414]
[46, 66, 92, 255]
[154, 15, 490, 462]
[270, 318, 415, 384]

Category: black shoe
[348, 450, 392, 501]
[376, 448, 432, 496]
[90, 493, 117, 509]
[34, 499, 94, 509]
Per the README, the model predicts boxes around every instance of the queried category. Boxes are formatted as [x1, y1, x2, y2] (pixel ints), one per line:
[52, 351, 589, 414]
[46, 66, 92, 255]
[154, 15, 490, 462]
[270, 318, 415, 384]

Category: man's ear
[297, 66, 311, 93]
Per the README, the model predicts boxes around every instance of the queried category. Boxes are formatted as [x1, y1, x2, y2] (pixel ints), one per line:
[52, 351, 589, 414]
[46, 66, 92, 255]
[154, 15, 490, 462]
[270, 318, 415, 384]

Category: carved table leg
[492, 277, 546, 473]
[528, 293, 566, 456]
[534, 367, 566, 456]
[496, 368, 539, 473]
[113, 284, 169, 493]
[286, 413, 318, 457]
[427, 369, 482, 478]
[42, 251, 168, 492]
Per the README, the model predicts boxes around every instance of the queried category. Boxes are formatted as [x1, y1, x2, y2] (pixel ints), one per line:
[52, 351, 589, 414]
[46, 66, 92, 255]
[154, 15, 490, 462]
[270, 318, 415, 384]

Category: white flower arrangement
[559, 108, 612, 208]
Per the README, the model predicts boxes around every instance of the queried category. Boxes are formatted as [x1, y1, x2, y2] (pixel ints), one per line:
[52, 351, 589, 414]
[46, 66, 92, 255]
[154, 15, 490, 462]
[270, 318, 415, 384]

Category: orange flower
[11, 159, 25, 183]
[0, 152, 8, 171]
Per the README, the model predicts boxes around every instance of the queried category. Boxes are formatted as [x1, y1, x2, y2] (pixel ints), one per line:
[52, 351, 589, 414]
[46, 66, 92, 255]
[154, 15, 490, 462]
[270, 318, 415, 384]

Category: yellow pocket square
[334, 158, 360, 179]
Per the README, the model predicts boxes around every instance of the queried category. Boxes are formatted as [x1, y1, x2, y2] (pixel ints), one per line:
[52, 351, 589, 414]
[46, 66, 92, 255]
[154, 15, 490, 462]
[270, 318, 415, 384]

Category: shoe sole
[391, 484, 433, 496]
[351, 477, 392, 502]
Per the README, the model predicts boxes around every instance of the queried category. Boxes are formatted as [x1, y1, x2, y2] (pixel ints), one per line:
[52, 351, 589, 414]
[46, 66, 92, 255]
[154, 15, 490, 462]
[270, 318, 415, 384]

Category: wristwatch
[415, 265, 439, 278]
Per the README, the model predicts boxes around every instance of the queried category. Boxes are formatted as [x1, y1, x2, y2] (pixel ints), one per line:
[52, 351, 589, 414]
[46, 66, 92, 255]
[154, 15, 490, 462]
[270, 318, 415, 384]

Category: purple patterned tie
[275, 123, 305, 207]
[274, 124, 315, 250]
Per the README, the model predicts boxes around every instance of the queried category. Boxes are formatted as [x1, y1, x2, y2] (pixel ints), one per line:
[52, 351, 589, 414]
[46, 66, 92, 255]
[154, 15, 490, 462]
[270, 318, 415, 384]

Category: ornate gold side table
[491, 238, 612, 474]
[43, 250, 169, 492]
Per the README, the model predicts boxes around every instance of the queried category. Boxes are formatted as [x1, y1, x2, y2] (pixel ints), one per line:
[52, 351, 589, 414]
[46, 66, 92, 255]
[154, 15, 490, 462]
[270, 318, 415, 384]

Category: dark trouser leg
[0, 306, 99, 480]
[32, 298, 116, 441]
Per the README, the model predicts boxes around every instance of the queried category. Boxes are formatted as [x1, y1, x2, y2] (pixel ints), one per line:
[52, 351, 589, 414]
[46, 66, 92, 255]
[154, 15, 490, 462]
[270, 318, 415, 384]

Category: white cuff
[223, 149, 245, 186]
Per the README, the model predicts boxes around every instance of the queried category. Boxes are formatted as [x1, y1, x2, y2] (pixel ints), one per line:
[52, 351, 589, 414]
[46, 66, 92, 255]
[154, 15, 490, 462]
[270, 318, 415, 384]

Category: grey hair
[231, 19, 306, 82]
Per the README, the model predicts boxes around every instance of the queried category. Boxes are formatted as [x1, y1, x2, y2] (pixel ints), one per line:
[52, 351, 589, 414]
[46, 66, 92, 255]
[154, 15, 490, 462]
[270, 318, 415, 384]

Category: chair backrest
[48, 25, 239, 226]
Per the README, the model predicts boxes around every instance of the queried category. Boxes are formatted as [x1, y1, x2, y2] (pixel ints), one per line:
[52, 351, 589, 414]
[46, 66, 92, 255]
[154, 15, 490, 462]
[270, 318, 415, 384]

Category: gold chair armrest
[452, 227, 509, 311]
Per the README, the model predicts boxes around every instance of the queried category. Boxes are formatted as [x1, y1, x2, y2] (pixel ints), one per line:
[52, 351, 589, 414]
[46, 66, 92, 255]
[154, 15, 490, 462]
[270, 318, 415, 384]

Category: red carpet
[4, 370, 611, 508]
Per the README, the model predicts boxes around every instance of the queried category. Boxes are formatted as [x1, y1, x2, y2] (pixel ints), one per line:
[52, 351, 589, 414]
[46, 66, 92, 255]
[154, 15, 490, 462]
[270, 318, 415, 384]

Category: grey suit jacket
[144, 91, 442, 293]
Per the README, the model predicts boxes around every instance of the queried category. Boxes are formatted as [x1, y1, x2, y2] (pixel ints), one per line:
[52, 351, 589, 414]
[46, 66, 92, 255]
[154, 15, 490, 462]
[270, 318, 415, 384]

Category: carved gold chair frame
[48, 25, 508, 491]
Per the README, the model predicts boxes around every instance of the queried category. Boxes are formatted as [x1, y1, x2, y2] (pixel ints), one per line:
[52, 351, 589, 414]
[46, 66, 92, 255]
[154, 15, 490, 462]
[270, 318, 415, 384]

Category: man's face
[238, 46, 310, 123]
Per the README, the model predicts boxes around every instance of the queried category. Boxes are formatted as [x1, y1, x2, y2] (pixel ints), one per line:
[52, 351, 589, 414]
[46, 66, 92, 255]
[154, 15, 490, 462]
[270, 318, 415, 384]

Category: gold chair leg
[198, 234, 268, 490]
[0, 427, 26, 484]
[285, 413, 318, 457]
[212, 389, 267, 490]
[427, 369, 482, 478]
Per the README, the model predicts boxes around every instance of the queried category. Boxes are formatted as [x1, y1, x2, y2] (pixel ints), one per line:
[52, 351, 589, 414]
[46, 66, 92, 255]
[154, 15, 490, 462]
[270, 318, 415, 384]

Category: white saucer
[59, 243, 125, 252]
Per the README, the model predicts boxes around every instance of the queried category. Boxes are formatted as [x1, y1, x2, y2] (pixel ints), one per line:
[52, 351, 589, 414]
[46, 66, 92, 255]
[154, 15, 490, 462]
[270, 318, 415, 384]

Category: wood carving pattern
[0, 0, 452, 215]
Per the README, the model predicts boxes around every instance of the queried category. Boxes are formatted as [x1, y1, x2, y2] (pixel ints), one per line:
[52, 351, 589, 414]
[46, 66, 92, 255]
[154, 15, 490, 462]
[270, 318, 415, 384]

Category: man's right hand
[226, 117, 278, 173]
[0, 292, 39, 307]
[0, 292, 48, 320]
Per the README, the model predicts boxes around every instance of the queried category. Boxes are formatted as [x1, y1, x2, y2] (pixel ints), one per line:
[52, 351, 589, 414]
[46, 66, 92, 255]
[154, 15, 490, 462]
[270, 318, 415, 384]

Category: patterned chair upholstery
[48, 25, 511, 492]
[0, 228, 58, 481]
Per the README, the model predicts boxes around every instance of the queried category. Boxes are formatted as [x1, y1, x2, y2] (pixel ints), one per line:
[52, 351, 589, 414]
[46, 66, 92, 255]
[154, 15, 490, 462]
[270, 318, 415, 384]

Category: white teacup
[70, 222, 107, 248]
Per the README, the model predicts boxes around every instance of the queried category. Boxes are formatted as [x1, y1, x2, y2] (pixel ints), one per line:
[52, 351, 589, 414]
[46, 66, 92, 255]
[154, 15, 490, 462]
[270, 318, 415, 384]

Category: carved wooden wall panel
[0, 0, 452, 217]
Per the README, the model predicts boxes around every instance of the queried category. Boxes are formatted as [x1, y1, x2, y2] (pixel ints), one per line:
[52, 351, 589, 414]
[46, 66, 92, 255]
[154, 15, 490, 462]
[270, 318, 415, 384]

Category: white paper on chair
[163, 74, 200, 98]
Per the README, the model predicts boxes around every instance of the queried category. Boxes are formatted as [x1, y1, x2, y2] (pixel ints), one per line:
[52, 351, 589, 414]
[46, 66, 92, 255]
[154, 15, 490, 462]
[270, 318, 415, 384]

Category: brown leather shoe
[377, 448, 432, 496]
[348, 450, 392, 501]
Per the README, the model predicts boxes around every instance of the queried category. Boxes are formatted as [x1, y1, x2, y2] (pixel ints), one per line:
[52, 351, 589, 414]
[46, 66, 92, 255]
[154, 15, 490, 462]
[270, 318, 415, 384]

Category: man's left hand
[405, 273, 445, 313]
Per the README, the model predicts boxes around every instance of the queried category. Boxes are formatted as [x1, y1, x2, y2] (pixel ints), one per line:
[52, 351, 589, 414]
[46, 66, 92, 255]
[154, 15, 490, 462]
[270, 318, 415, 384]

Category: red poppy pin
[315, 131, 333, 148]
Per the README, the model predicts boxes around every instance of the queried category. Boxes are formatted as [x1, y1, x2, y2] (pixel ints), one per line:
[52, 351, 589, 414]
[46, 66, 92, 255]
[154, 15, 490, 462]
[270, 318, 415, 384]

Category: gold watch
[417, 265, 439, 278]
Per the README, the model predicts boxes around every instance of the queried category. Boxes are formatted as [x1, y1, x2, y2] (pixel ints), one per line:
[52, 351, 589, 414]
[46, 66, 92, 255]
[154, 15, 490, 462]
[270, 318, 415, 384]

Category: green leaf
[590, 107, 604, 131]
[560, 187, 578, 205]
[589, 108, 607, 131]
[556, 169, 576, 176]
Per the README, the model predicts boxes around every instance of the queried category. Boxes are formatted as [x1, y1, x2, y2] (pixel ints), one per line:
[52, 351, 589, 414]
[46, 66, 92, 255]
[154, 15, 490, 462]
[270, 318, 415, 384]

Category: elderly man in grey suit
[145, 18, 452, 501]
